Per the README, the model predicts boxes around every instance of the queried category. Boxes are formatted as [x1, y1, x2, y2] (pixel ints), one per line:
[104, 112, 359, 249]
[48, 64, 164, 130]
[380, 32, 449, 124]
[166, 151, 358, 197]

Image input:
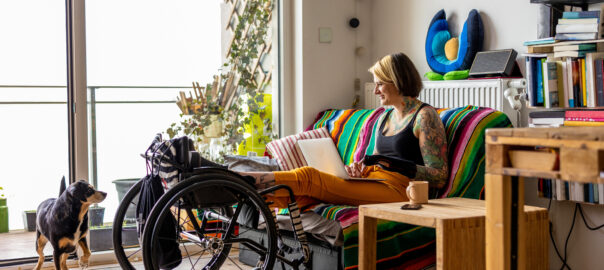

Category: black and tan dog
[35, 177, 107, 270]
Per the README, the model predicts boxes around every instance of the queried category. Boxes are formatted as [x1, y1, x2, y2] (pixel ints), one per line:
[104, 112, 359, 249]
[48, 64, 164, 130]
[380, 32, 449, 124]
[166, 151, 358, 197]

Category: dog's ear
[65, 185, 75, 197]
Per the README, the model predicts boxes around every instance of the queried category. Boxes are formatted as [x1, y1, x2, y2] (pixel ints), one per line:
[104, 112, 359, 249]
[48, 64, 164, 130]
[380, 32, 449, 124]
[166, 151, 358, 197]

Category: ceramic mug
[406, 181, 429, 204]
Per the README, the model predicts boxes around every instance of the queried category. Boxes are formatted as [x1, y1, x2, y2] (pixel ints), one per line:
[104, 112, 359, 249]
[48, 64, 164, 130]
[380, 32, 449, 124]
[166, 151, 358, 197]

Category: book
[543, 61, 560, 108]
[565, 110, 604, 118]
[597, 59, 604, 106]
[556, 61, 566, 107]
[581, 58, 587, 107]
[565, 117, 604, 122]
[537, 58, 545, 105]
[575, 182, 584, 202]
[553, 50, 594, 58]
[558, 18, 599, 24]
[564, 120, 604, 126]
[556, 179, 566, 200]
[556, 23, 599, 33]
[530, 117, 565, 126]
[566, 58, 575, 107]
[555, 32, 598, 40]
[599, 184, 604, 205]
[563, 10, 601, 19]
[594, 184, 599, 204]
[553, 43, 596, 52]
[525, 57, 535, 106]
[525, 57, 536, 106]
[527, 46, 554, 53]
[572, 59, 581, 107]
[585, 183, 593, 203]
[585, 52, 604, 107]
[529, 110, 566, 118]
[523, 37, 556, 46]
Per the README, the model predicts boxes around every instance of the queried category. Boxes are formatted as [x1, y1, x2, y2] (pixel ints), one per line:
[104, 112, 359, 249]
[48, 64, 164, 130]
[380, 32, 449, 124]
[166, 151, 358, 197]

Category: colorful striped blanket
[306, 105, 512, 269]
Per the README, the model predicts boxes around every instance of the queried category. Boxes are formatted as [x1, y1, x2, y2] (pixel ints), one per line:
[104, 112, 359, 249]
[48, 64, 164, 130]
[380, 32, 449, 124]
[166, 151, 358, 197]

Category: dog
[34, 177, 107, 270]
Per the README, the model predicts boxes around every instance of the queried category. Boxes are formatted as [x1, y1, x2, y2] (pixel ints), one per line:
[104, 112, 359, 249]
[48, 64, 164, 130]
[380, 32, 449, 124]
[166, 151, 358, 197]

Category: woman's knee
[295, 166, 321, 181]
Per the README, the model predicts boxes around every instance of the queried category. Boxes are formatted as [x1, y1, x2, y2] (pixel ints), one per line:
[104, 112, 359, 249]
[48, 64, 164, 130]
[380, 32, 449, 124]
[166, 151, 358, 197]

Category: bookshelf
[524, 38, 604, 110]
[530, 0, 604, 12]
[485, 126, 604, 269]
[530, 0, 604, 4]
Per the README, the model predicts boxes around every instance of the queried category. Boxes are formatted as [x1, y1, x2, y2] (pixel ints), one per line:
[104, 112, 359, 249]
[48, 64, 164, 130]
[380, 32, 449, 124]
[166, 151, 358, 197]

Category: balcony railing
[0, 84, 189, 188]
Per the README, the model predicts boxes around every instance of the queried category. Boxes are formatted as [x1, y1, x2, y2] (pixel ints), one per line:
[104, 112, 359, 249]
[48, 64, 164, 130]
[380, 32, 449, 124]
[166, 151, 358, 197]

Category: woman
[239, 52, 448, 208]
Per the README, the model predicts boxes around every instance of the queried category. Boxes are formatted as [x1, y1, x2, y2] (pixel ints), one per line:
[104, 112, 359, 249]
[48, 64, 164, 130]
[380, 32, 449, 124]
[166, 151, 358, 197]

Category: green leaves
[164, 0, 276, 162]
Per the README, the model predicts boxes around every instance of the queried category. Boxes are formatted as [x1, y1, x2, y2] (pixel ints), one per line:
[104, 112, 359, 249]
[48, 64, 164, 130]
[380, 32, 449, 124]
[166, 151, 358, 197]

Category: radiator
[364, 79, 523, 126]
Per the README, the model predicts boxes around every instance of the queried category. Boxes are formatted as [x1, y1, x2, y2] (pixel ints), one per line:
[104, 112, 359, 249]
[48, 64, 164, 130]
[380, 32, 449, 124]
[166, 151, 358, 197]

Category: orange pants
[268, 166, 410, 209]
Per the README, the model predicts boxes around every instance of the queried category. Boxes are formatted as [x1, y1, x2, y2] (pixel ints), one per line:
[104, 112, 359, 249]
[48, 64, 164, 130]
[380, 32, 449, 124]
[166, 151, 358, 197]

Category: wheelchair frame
[112, 136, 312, 270]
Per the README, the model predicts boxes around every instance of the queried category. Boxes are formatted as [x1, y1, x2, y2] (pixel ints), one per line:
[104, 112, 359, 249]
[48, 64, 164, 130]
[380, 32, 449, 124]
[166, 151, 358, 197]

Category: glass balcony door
[0, 0, 69, 262]
[84, 0, 222, 252]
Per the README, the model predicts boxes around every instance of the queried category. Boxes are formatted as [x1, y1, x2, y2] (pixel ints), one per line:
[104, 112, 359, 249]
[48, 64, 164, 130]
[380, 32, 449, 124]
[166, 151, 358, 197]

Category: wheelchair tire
[141, 172, 278, 270]
[112, 179, 143, 270]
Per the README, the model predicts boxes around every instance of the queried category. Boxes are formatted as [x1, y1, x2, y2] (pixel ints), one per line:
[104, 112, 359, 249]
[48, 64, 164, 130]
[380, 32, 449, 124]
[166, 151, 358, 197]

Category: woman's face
[373, 74, 401, 106]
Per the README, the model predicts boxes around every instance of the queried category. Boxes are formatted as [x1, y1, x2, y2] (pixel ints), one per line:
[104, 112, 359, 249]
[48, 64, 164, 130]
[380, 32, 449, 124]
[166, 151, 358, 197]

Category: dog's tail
[59, 176, 66, 196]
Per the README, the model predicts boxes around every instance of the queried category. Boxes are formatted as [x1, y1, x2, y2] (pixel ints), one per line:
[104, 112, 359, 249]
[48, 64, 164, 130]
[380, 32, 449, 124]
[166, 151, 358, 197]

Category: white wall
[370, 0, 539, 78]
[283, 0, 372, 134]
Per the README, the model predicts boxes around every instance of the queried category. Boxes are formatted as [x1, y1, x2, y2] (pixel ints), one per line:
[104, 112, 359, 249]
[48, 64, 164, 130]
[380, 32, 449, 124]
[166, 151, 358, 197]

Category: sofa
[239, 105, 513, 269]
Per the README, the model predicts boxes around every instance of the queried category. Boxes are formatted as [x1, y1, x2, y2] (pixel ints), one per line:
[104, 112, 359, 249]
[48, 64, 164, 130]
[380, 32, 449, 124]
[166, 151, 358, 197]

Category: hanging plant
[166, 0, 276, 162]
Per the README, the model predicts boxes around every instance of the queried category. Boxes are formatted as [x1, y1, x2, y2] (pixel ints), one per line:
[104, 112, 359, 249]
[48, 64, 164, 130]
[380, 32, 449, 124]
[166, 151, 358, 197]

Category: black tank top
[375, 104, 428, 166]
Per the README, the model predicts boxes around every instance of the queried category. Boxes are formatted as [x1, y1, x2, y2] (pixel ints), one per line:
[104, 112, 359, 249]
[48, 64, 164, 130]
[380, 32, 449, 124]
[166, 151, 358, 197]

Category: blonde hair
[368, 53, 423, 97]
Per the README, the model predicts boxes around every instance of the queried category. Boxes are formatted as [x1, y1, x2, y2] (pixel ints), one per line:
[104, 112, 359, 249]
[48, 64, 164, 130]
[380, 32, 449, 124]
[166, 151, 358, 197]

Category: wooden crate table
[486, 127, 604, 270]
[358, 198, 547, 270]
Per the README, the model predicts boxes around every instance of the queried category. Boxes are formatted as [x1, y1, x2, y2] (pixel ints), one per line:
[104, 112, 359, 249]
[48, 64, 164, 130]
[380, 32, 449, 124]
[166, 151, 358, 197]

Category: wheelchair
[112, 134, 312, 270]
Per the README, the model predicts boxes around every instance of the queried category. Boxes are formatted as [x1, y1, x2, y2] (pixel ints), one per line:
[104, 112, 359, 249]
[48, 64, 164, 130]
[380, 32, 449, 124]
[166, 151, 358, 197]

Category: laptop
[296, 138, 384, 181]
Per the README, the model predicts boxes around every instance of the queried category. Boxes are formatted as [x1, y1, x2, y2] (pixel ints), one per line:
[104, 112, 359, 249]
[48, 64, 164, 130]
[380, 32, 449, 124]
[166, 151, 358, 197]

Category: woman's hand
[345, 160, 366, 178]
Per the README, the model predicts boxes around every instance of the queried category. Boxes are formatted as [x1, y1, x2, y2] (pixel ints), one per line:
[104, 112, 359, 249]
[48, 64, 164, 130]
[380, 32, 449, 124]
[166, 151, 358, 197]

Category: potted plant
[88, 224, 113, 251]
[112, 178, 139, 223]
[88, 204, 105, 227]
[22, 210, 37, 232]
[0, 187, 7, 233]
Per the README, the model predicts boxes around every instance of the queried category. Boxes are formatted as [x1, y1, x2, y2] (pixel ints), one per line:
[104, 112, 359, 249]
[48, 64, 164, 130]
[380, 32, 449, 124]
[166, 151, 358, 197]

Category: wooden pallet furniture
[485, 127, 604, 270]
[358, 198, 548, 270]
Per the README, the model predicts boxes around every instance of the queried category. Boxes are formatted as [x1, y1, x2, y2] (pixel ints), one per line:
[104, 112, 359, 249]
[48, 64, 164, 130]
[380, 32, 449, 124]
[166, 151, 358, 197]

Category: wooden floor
[0, 230, 53, 261]
[73, 258, 252, 270]
[0, 230, 251, 270]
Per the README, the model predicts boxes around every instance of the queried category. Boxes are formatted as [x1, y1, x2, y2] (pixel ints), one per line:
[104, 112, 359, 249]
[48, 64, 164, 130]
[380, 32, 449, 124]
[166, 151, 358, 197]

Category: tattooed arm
[413, 107, 448, 188]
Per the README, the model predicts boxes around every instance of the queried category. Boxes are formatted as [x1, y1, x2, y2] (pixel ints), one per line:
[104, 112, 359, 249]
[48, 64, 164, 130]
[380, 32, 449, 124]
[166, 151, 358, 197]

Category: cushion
[266, 127, 331, 171]
[425, 9, 484, 75]
[443, 69, 469, 80]
[306, 108, 386, 165]
[424, 71, 444, 81]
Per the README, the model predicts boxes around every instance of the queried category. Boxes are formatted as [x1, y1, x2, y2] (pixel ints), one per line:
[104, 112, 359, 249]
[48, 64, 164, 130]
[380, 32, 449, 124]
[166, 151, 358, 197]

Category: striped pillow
[266, 127, 331, 171]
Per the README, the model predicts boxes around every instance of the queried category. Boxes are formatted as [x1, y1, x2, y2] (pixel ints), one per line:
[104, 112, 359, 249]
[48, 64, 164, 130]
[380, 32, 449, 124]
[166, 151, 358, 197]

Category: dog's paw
[78, 259, 89, 269]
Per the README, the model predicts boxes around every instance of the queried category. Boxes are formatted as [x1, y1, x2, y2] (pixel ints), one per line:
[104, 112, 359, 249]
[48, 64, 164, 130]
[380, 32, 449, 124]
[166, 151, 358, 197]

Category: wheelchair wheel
[141, 172, 278, 270]
[112, 180, 143, 270]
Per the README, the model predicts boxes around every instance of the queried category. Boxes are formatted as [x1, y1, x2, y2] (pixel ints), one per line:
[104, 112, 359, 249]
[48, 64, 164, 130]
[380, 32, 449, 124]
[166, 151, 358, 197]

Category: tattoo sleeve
[256, 173, 276, 190]
[413, 107, 449, 188]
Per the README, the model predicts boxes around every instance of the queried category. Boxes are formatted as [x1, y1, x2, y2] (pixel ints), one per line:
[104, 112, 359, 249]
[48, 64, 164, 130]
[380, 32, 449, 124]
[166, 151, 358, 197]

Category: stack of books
[553, 43, 596, 58]
[564, 109, 604, 126]
[528, 110, 565, 127]
[555, 10, 603, 41]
